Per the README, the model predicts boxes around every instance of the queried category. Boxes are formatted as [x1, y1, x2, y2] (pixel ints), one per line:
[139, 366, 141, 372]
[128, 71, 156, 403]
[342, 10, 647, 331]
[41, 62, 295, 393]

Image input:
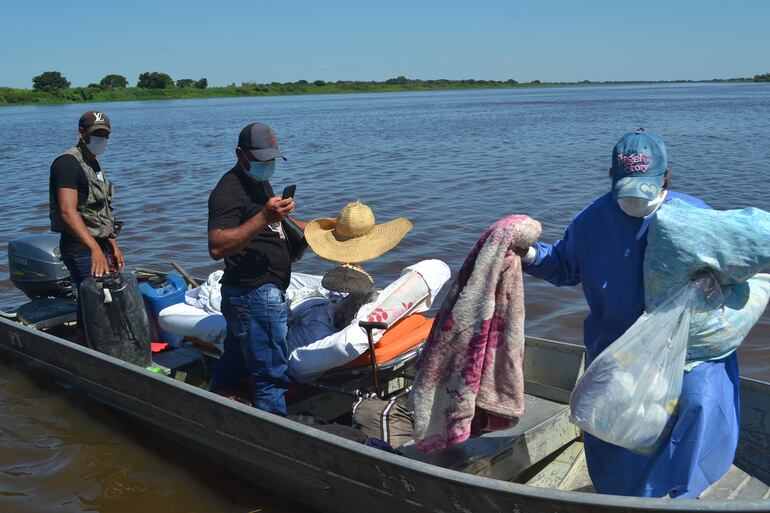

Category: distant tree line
[30, 70, 209, 91]
[21, 72, 590, 94]
[15, 70, 770, 106]
[240, 76, 522, 89]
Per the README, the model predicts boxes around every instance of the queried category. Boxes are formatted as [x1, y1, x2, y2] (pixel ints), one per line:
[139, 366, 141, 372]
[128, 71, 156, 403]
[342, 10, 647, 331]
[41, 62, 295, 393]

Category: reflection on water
[0, 83, 769, 511]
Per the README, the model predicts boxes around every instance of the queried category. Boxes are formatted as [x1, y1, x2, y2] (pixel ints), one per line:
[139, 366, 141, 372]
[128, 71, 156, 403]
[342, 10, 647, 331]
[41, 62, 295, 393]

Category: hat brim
[305, 217, 412, 263]
[322, 266, 375, 293]
[85, 124, 111, 134]
[613, 175, 664, 200]
[249, 147, 286, 161]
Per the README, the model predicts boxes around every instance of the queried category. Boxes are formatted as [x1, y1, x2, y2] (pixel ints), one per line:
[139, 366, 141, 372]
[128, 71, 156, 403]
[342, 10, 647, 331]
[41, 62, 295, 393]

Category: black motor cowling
[8, 233, 73, 299]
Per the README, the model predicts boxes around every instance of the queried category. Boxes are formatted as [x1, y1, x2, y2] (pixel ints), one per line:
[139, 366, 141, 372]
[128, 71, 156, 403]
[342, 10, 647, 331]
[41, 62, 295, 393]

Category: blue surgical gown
[524, 191, 740, 498]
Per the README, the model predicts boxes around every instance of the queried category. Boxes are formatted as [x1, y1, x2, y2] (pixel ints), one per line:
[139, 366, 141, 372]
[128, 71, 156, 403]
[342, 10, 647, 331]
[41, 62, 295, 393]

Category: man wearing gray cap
[207, 122, 304, 415]
[49, 110, 124, 341]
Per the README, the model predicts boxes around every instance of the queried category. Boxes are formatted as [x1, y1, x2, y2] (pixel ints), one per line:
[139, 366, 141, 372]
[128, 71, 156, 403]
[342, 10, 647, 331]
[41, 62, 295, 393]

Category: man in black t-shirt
[207, 122, 305, 415]
[49, 111, 124, 339]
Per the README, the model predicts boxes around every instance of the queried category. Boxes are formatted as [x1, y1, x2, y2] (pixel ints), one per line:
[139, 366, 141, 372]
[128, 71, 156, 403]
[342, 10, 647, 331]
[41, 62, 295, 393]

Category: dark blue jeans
[60, 240, 113, 327]
[211, 283, 290, 416]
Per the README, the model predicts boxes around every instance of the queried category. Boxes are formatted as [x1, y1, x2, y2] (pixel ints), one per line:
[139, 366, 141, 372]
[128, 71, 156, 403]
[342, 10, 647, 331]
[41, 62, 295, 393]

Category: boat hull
[1, 316, 768, 512]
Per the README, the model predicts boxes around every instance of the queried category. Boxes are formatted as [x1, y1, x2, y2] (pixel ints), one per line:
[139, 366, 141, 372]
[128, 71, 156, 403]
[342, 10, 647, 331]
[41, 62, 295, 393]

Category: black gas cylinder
[79, 272, 152, 367]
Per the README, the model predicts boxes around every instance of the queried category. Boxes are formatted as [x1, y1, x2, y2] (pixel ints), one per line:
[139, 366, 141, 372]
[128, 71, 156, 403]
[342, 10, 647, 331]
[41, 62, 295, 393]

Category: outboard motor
[8, 233, 73, 299]
[80, 272, 152, 367]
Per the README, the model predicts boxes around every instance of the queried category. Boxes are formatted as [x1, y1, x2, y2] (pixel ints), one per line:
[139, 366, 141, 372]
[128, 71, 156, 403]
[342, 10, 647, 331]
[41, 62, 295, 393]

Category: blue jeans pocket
[222, 294, 251, 337]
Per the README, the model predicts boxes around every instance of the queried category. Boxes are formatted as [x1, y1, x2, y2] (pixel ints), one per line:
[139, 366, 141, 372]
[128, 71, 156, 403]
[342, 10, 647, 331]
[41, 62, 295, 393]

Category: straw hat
[305, 201, 412, 263]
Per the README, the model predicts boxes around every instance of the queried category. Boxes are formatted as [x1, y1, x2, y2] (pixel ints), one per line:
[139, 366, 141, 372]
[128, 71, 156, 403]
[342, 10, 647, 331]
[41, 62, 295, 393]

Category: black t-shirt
[49, 151, 104, 253]
[208, 167, 291, 290]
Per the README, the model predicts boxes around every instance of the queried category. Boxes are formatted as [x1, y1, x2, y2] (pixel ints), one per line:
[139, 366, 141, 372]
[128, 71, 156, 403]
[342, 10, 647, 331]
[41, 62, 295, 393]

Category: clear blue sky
[2, 0, 768, 88]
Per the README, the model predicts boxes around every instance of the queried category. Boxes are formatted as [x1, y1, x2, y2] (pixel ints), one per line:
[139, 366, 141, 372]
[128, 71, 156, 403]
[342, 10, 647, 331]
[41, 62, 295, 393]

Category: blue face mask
[245, 161, 275, 182]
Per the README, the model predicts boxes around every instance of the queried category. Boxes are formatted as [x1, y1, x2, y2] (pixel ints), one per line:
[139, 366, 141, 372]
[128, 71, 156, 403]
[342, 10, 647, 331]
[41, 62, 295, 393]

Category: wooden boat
[1, 296, 768, 513]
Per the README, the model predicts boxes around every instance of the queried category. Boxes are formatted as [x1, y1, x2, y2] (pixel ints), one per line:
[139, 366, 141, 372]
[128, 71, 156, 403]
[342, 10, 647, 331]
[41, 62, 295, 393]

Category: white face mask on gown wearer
[617, 191, 667, 218]
[86, 136, 108, 156]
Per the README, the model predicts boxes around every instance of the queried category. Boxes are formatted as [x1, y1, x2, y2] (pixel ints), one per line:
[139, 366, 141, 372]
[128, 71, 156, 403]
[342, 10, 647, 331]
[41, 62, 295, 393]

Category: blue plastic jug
[138, 272, 187, 345]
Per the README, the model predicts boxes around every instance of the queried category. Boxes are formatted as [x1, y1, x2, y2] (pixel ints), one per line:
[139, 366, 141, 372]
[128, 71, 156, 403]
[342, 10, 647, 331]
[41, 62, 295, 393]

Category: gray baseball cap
[238, 122, 286, 161]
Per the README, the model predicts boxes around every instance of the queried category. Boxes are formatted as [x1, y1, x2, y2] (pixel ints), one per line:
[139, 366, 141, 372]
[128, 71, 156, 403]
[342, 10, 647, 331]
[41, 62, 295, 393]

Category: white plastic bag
[569, 281, 702, 452]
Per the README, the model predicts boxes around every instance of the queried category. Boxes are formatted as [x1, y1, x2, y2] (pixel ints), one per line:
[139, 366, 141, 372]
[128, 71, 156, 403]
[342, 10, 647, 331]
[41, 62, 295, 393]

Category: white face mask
[617, 191, 666, 218]
[86, 136, 108, 156]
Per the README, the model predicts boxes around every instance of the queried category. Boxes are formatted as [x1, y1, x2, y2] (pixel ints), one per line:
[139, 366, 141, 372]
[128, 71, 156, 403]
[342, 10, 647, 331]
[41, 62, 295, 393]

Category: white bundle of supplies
[569, 281, 702, 452]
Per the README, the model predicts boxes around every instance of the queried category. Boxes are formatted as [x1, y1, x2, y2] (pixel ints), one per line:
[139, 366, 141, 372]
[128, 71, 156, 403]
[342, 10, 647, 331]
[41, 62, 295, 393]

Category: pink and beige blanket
[410, 215, 541, 453]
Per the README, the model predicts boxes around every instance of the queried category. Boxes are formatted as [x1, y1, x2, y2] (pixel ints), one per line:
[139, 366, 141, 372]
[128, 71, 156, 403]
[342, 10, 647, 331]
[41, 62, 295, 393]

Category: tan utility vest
[50, 146, 116, 239]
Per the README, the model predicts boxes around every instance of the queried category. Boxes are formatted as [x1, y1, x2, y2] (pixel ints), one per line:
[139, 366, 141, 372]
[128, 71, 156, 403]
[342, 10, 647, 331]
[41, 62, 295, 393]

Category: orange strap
[336, 314, 434, 370]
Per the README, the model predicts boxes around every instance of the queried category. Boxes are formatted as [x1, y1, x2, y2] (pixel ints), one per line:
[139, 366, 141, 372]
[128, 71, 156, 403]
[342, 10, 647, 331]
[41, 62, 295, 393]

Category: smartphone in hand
[282, 184, 296, 199]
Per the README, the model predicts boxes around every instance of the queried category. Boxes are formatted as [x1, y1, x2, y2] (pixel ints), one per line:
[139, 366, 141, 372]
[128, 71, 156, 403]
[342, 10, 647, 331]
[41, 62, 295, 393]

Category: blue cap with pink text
[611, 128, 668, 200]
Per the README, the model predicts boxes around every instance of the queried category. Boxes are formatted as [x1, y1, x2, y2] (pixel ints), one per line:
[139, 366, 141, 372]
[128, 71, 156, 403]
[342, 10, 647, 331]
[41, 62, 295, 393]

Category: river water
[0, 83, 768, 512]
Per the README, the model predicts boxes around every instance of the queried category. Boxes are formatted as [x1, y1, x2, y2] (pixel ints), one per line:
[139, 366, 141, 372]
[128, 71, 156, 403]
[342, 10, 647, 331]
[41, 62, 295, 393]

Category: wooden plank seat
[395, 338, 586, 481]
[398, 393, 581, 481]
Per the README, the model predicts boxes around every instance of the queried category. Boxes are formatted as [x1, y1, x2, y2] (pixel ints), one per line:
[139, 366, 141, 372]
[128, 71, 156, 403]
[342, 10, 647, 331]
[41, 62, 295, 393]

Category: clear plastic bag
[569, 280, 704, 453]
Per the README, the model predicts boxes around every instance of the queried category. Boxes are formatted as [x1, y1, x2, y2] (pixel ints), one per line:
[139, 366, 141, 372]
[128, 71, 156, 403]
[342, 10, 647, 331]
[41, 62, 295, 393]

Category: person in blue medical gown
[520, 129, 740, 498]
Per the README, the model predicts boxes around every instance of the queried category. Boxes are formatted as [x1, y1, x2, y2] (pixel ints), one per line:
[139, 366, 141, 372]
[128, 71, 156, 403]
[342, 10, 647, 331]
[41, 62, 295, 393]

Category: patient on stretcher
[158, 260, 450, 382]
[285, 265, 379, 354]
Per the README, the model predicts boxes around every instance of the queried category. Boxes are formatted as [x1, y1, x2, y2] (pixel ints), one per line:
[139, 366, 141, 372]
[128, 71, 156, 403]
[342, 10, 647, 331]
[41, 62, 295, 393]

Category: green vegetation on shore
[2, 71, 769, 107]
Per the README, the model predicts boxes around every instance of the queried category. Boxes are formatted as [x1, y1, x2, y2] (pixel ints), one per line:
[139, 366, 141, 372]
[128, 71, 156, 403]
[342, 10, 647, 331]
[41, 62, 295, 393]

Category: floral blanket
[410, 215, 541, 453]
